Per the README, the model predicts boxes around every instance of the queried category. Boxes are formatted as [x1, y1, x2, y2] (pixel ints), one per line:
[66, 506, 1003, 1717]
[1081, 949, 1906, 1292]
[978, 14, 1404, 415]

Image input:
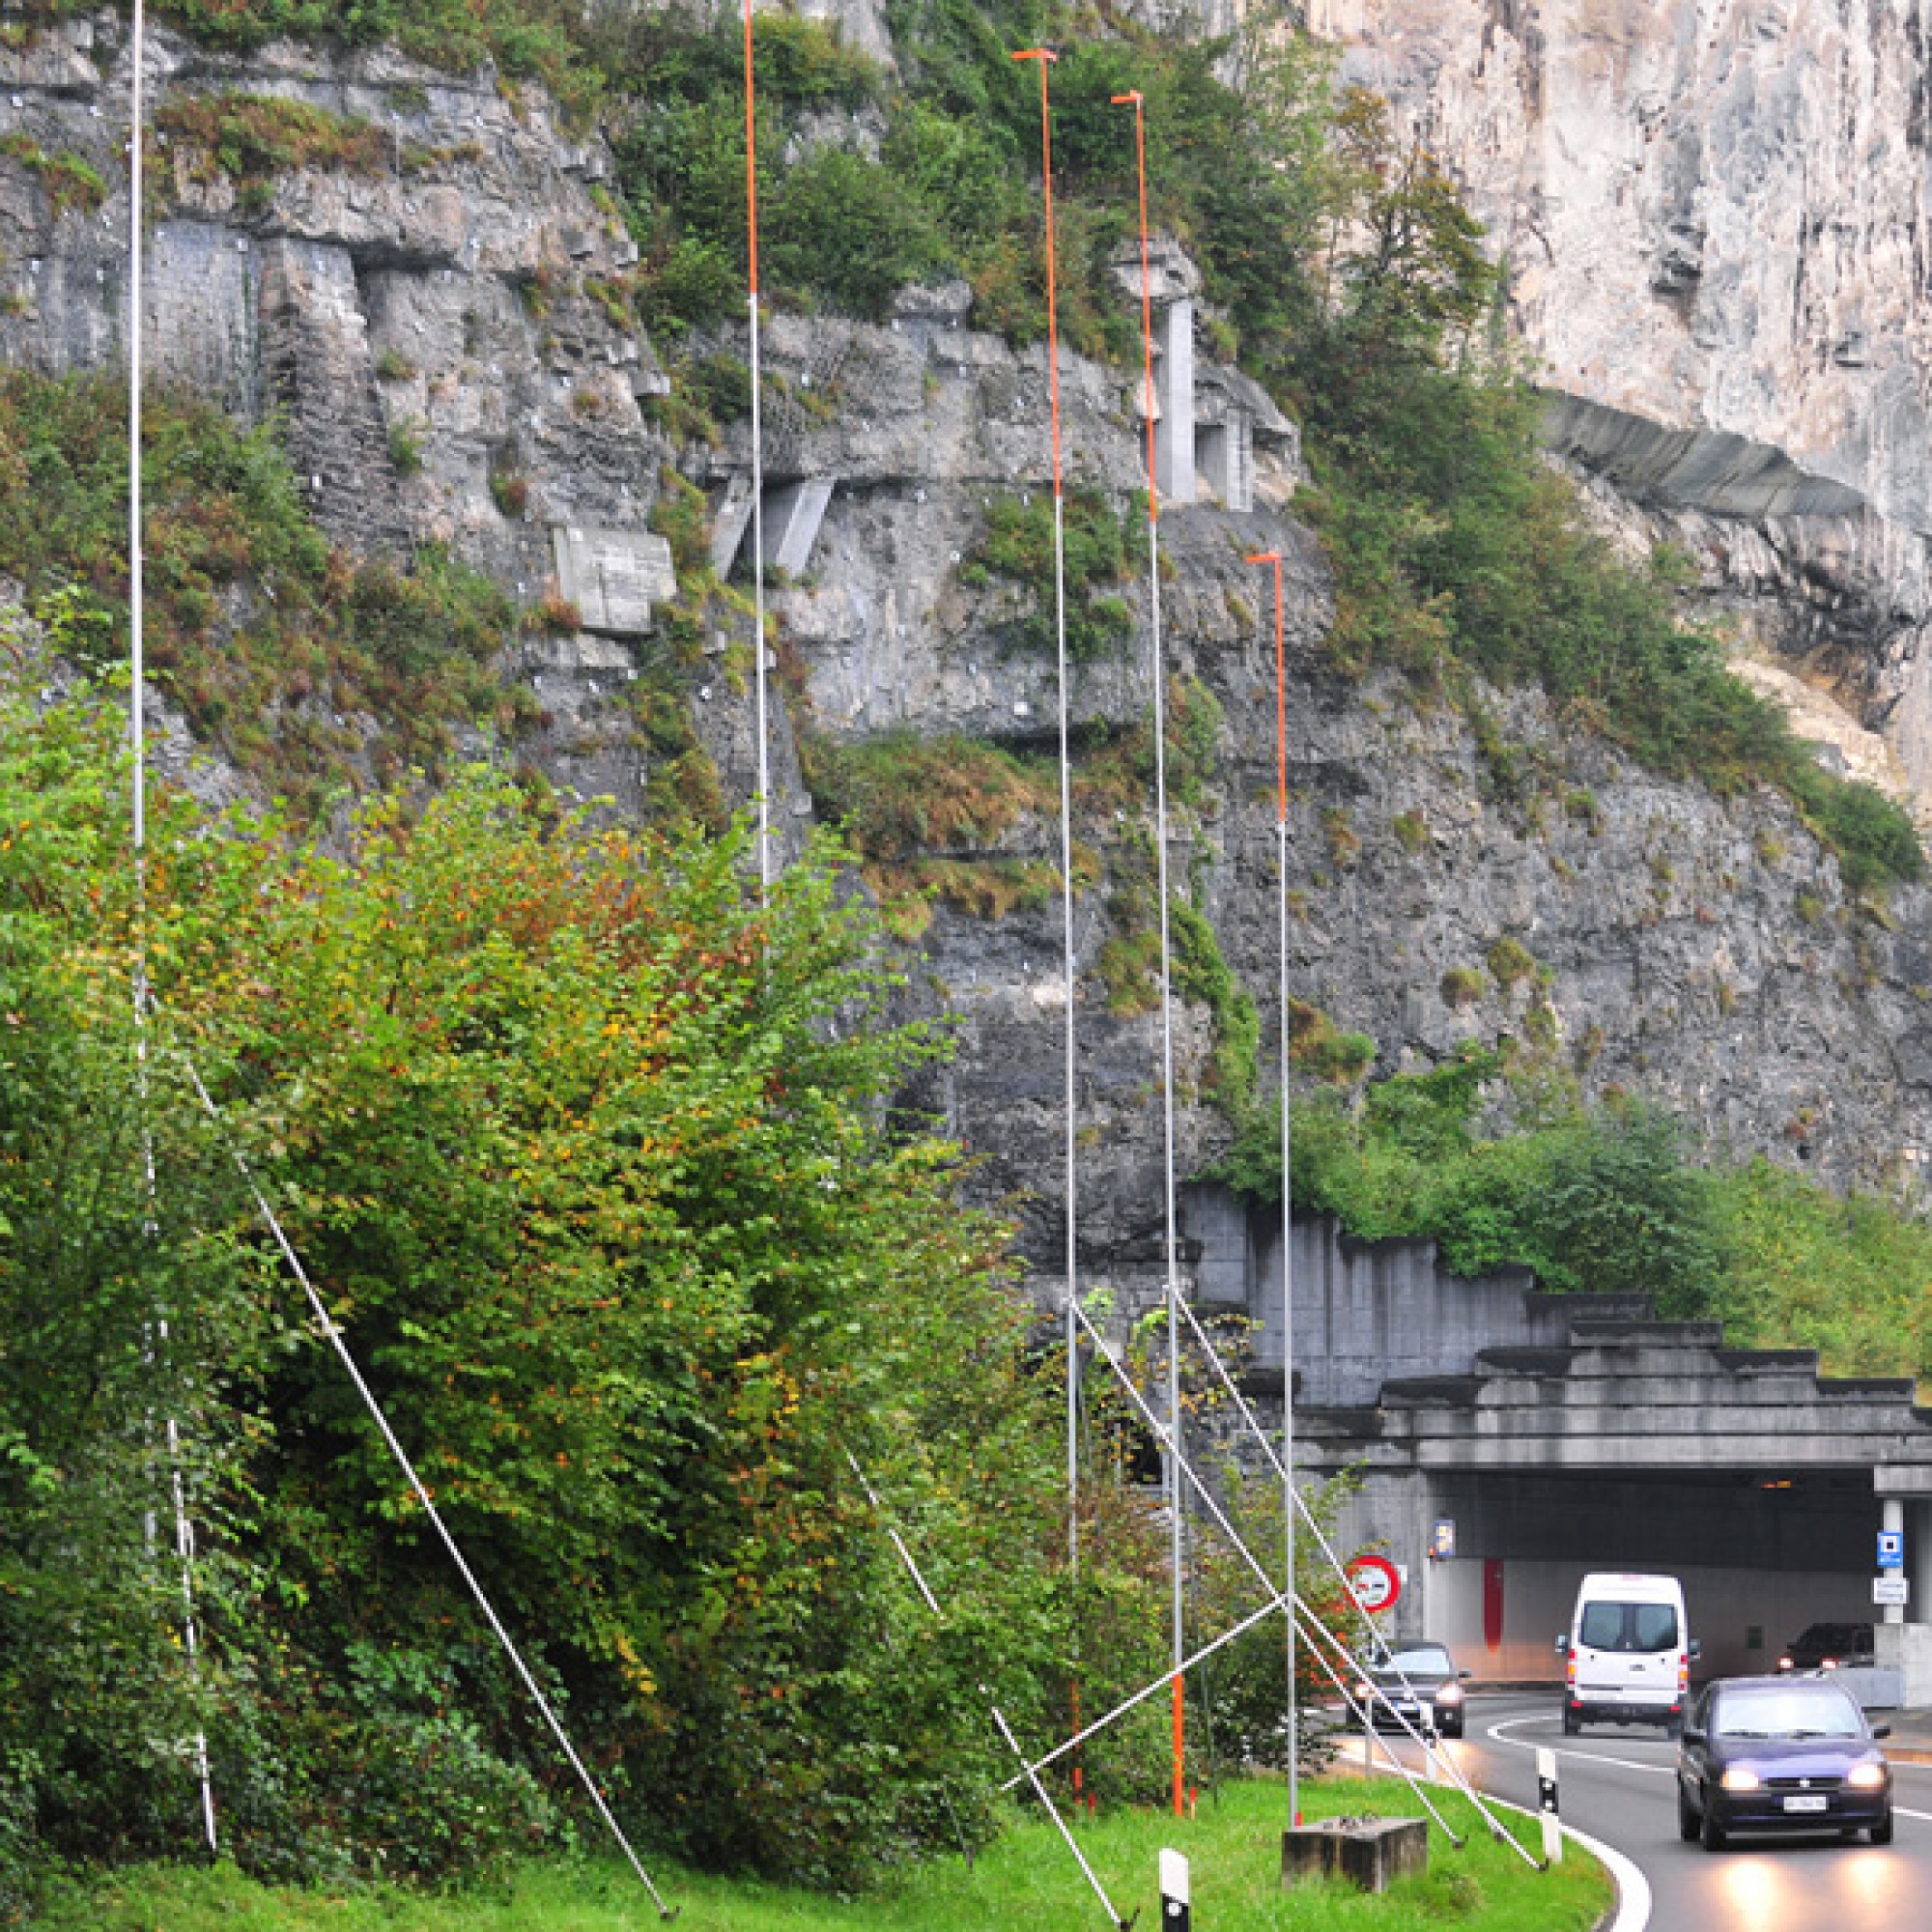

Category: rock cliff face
[7, 5, 1932, 1305]
[1312, 0, 1932, 805]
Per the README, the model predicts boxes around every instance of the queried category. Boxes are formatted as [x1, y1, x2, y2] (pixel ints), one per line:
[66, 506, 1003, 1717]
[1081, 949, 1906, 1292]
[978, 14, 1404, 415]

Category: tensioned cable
[998, 1577, 1468, 1851]
[1162, 1293, 1532, 1856]
[741, 0, 771, 898]
[171, 1045, 677, 1920]
[1245, 546, 1299, 1827]
[1109, 84, 1187, 1821]
[844, 1448, 1136, 1931]
[127, 0, 217, 1850]
[1011, 41, 1086, 1802]
[1067, 1302, 1539, 1864]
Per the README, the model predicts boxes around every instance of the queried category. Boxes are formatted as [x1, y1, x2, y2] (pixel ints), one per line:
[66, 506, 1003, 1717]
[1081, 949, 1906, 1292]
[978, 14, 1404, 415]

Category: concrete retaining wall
[1184, 1184, 1649, 1405]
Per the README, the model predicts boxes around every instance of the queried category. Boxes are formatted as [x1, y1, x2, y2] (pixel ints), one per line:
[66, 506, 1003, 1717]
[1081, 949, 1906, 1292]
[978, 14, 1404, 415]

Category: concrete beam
[708, 473, 755, 579]
[1154, 298, 1195, 505]
[765, 476, 836, 577]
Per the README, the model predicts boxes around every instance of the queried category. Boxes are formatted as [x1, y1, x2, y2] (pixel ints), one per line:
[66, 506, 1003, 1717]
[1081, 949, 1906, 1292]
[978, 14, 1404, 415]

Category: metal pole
[128, 0, 217, 1851]
[1014, 42, 1087, 1792]
[742, 0, 770, 898]
[1112, 84, 1187, 1824]
[1247, 549, 1296, 1825]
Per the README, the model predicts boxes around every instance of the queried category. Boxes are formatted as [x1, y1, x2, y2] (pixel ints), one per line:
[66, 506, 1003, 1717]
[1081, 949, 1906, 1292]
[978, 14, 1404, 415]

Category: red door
[1483, 1559, 1505, 1655]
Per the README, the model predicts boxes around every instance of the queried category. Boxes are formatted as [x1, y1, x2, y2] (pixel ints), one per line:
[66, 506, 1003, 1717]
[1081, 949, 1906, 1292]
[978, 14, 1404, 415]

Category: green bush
[765, 146, 950, 320]
[962, 487, 1145, 663]
[0, 697, 1113, 1893]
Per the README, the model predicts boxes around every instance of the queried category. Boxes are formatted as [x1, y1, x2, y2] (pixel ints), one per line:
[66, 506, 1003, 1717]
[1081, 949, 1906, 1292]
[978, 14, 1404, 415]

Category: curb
[1474, 1788, 1649, 1932]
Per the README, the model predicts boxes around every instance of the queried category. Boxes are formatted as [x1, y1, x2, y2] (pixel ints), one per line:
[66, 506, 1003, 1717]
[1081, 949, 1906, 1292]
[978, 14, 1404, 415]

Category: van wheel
[1700, 1799, 1727, 1852]
[1562, 1707, 1581, 1736]
[1664, 1717, 1684, 1741]
[1678, 1788, 1699, 1842]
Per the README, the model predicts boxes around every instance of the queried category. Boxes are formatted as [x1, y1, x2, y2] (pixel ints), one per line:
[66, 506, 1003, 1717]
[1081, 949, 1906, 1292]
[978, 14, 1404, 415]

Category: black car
[1352, 1641, 1473, 1740]
[1676, 1674, 1892, 1850]
[1776, 1622, 1876, 1673]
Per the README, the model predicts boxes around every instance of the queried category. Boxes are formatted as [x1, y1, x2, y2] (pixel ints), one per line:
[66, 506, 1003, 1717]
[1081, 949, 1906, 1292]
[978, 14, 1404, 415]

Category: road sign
[1879, 1529, 1905, 1571]
[1348, 1553, 1403, 1614]
[1875, 1575, 1911, 1606]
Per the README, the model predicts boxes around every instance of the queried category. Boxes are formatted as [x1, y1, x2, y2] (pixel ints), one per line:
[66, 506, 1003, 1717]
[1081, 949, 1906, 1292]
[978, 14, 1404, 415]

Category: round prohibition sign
[1347, 1553, 1402, 1615]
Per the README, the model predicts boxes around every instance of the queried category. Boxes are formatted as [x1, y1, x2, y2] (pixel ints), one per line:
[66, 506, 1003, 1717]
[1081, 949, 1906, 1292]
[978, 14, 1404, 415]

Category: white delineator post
[1537, 1746, 1562, 1863]
[1160, 1846, 1190, 1931]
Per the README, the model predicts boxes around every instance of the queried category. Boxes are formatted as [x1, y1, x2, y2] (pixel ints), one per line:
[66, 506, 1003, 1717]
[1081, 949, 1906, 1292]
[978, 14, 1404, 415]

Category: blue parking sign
[1879, 1529, 1905, 1570]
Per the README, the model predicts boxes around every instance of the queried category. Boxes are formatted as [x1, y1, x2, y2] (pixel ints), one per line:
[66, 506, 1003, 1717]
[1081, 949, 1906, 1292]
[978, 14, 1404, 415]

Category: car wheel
[1700, 1797, 1727, 1852]
[1440, 1716, 1463, 1741]
[1678, 1786, 1699, 1842]
[1871, 1809, 1894, 1846]
[1562, 1707, 1581, 1737]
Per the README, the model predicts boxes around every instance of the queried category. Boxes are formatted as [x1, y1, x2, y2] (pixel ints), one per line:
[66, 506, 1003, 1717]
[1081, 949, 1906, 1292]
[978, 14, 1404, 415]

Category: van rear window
[1579, 1602, 1679, 1652]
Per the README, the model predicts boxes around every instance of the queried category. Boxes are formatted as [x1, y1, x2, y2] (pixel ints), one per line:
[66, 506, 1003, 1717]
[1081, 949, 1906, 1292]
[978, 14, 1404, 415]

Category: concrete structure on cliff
[1183, 1182, 1932, 1702]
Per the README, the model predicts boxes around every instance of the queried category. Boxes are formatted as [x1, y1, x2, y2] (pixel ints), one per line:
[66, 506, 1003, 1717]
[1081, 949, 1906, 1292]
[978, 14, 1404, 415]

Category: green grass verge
[41, 1779, 1611, 1931]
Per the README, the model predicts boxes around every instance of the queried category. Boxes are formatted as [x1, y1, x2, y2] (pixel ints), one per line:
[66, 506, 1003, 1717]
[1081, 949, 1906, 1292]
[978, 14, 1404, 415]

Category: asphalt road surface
[1371, 1693, 1932, 1931]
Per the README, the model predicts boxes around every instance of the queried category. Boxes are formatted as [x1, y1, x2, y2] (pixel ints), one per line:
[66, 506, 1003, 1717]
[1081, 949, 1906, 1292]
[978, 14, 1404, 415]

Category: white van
[1556, 1572, 1699, 1735]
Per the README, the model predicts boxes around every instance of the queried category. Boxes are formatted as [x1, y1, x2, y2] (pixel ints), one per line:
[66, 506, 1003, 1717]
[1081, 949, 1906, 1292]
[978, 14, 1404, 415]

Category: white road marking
[1487, 1713, 1675, 1779]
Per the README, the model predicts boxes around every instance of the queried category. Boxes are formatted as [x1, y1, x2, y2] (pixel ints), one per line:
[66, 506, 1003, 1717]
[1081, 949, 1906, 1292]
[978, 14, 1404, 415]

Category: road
[1370, 1693, 1932, 1930]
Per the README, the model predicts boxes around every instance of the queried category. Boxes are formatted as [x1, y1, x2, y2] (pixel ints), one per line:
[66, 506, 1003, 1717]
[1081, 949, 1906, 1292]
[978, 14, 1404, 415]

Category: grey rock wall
[1301, 0, 1932, 804]
[5, 9, 1932, 1297]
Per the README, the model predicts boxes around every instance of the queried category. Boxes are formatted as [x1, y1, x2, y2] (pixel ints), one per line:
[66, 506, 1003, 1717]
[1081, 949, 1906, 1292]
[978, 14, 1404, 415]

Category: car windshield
[1384, 1646, 1453, 1677]
[1578, 1601, 1679, 1652]
[1715, 1685, 1864, 1741]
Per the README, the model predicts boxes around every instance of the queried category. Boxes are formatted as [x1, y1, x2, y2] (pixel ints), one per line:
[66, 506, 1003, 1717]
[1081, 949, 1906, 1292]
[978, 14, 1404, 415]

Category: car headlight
[1776, 1656, 1794, 1671]
[1848, 1762, 1887, 1791]
[1353, 1681, 1372, 1700]
[1720, 1768, 1762, 1792]
[1434, 1683, 1463, 1703]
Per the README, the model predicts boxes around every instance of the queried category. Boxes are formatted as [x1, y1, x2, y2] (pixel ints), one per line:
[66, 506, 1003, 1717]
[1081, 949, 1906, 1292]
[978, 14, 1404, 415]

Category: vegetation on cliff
[0, 370, 522, 813]
[1215, 1047, 1932, 1383]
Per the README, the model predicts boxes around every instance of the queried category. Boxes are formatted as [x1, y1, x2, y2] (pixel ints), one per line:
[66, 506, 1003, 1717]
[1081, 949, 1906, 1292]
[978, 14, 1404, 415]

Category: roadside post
[1160, 1847, 1190, 1931]
[1535, 1747, 1562, 1864]
[1880, 1503, 1908, 1625]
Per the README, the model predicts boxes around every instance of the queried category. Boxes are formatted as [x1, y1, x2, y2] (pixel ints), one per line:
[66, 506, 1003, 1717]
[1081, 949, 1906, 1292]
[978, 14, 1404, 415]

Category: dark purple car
[1677, 1675, 1892, 1850]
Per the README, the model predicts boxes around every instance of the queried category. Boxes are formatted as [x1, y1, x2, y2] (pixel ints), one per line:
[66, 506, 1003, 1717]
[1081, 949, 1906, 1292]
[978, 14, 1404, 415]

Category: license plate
[1782, 1795, 1829, 1813]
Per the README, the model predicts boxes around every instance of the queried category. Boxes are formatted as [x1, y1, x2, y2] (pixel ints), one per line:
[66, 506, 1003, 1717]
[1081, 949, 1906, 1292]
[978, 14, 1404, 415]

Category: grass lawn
[40, 1777, 1613, 1931]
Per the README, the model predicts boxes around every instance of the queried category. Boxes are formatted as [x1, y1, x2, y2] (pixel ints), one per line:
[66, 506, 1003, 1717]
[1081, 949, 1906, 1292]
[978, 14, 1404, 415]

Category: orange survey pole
[742, 0, 772, 895]
[1014, 42, 1090, 1816]
[1246, 546, 1299, 1829]
[1113, 84, 1186, 1823]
